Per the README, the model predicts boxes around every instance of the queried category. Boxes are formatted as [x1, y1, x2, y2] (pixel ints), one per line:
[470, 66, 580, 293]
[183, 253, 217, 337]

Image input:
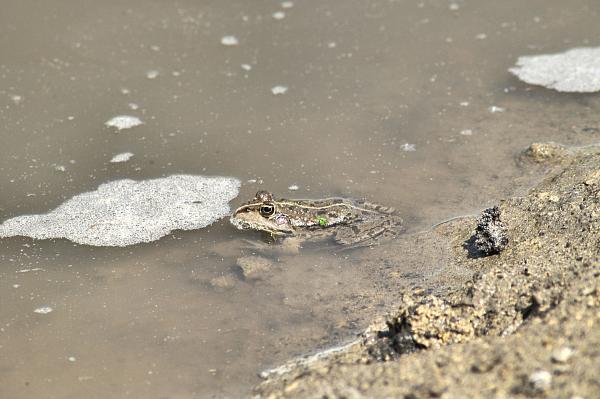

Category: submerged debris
[473, 206, 508, 256]
[0, 175, 240, 246]
[510, 47, 600, 92]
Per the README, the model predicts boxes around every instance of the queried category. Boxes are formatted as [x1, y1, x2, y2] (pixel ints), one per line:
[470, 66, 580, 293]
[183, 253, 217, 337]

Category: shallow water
[1, 0, 600, 397]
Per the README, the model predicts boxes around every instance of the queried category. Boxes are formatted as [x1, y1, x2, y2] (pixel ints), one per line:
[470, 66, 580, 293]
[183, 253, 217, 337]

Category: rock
[237, 256, 273, 280]
[524, 142, 570, 163]
[473, 206, 508, 256]
[528, 370, 552, 392]
[209, 274, 238, 290]
[551, 346, 574, 364]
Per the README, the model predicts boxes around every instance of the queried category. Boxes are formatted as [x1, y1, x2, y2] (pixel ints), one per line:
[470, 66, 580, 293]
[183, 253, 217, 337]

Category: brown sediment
[255, 143, 600, 398]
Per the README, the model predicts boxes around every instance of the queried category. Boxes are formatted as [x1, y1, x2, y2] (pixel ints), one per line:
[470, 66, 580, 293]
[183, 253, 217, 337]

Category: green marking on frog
[317, 217, 328, 227]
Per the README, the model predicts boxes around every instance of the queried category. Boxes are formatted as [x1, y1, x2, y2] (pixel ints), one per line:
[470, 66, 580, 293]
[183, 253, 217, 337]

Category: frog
[230, 190, 403, 248]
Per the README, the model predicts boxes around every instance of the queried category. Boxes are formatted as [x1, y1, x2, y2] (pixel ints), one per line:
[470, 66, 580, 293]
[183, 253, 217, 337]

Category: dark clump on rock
[473, 206, 508, 256]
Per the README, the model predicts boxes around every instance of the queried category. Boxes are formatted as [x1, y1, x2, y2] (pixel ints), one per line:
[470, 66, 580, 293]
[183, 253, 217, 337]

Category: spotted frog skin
[230, 191, 403, 246]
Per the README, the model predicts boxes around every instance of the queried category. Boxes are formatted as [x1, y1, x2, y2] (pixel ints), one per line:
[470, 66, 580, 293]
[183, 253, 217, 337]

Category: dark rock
[473, 206, 508, 256]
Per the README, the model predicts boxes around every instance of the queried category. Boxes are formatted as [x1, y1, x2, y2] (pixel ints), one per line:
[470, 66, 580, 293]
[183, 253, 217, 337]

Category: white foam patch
[0, 175, 241, 247]
[271, 85, 288, 95]
[146, 70, 159, 79]
[10, 94, 23, 105]
[272, 11, 286, 20]
[221, 36, 239, 46]
[401, 143, 416, 152]
[510, 47, 600, 92]
[110, 152, 134, 163]
[105, 115, 143, 130]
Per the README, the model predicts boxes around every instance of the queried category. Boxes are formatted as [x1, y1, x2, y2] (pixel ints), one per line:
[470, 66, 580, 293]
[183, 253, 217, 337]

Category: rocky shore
[254, 143, 600, 398]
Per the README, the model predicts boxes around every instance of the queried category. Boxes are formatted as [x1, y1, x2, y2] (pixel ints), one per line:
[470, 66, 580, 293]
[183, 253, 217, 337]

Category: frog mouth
[230, 215, 293, 235]
[229, 216, 251, 230]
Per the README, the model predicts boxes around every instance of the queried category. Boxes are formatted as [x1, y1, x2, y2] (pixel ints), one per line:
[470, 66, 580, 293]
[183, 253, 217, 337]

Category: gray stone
[237, 256, 273, 280]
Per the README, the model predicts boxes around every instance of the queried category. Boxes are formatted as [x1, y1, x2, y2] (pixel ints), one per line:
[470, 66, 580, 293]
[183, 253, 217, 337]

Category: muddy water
[1, 0, 600, 397]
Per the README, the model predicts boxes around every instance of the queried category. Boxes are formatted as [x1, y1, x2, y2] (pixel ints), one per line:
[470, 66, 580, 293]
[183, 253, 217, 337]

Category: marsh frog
[230, 190, 403, 248]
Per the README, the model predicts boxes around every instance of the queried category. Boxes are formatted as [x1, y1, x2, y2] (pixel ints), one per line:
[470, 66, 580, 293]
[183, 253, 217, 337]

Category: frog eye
[259, 203, 275, 217]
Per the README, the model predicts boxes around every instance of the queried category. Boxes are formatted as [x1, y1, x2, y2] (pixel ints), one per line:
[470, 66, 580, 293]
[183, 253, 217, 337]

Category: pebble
[551, 346, 574, 363]
[209, 274, 237, 290]
[237, 256, 272, 280]
[529, 370, 552, 391]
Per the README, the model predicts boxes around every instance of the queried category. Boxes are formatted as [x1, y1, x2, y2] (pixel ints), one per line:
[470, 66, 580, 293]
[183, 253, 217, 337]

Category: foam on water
[105, 115, 143, 130]
[110, 152, 134, 163]
[510, 47, 600, 92]
[271, 85, 288, 95]
[401, 143, 416, 152]
[146, 70, 159, 79]
[221, 36, 239, 46]
[272, 11, 286, 20]
[0, 175, 240, 246]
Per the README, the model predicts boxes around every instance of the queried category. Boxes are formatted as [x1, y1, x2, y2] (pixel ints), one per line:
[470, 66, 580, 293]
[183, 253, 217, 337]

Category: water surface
[1, 0, 600, 397]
